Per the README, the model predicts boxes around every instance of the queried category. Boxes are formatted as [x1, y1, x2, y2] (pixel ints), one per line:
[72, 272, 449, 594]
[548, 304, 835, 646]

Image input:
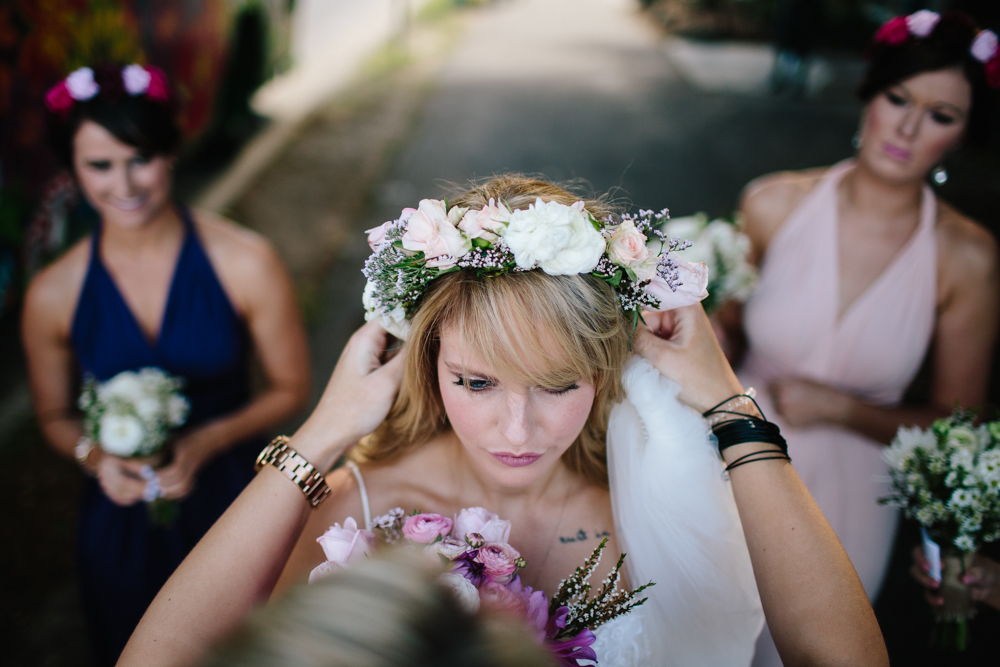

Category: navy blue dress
[70, 209, 263, 666]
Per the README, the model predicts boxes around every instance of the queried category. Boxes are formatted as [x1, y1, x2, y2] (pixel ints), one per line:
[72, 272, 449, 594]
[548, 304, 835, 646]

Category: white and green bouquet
[79, 367, 190, 524]
[880, 410, 1000, 648]
[659, 213, 757, 314]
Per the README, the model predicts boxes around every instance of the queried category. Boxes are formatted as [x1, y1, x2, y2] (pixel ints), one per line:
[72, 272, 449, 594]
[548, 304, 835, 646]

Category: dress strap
[345, 460, 372, 528]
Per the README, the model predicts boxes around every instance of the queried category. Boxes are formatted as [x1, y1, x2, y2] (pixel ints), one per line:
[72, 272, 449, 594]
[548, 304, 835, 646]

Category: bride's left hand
[634, 305, 744, 413]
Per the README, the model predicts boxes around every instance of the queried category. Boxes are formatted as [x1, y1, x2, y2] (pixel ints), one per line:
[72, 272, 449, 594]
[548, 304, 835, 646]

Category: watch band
[255, 436, 331, 508]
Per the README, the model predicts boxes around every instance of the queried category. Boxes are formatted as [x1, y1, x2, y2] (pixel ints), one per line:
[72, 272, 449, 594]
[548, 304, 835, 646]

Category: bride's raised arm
[117, 321, 403, 667]
[636, 306, 889, 667]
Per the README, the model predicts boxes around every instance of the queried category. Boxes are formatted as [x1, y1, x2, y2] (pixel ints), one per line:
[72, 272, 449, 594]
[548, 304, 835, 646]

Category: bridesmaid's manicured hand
[94, 451, 149, 506]
[291, 320, 405, 470]
[769, 377, 852, 427]
[911, 547, 1000, 611]
[158, 426, 223, 499]
[635, 305, 744, 413]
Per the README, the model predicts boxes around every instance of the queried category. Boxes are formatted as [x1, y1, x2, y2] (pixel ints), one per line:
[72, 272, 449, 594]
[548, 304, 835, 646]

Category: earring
[931, 166, 948, 185]
[851, 133, 862, 149]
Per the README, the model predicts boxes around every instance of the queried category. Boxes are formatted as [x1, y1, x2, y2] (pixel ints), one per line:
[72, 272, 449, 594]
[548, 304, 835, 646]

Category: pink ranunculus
[402, 513, 454, 544]
[479, 579, 529, 616]
[45, 82, 74, 115]
[458, 198, 511, 243]
[365, 220, 393, 250]
[316, 517, 376, 566]
[644, 257, 709, 311]
[145, 66, 171, 102]
[474, 542, 521, 582]
[121, 64, 151, 95]
[65, 67, 100, 101]
[401, 199, 471, 269]
[971, 30, 999, 64]
[452, 507, 511, 544]
[905, 10, 940, 38]
[875, 16, 909, 46]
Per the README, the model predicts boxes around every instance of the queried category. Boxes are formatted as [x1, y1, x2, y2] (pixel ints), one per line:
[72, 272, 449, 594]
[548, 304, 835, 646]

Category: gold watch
[255, 436, 331, 508]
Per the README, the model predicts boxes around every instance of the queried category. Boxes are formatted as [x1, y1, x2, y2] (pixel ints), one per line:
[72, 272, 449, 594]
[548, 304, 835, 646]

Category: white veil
[606, 356, 764, 666]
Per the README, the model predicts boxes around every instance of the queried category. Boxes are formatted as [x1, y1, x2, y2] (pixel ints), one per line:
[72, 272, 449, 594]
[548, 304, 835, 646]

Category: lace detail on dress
[588, 609, 649, 666]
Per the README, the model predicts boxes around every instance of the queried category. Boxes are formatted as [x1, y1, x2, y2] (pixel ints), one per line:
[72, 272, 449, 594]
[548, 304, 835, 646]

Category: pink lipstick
[882, 143, 911, 162]
[492, 452, 542, 467]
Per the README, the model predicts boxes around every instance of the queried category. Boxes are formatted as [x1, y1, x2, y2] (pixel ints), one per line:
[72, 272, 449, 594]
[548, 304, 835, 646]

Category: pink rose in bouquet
[402, 512, 454, 544]
[453, 506, 512, 544]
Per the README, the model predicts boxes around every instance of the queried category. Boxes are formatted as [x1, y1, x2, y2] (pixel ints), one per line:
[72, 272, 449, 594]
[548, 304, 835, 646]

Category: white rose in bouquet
[98, 414, 145, 457]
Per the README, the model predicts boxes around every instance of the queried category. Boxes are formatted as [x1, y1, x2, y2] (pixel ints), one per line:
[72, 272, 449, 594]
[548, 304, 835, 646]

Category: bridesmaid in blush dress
[22, 64, 311, 666]
[723, 12, 1000, 666]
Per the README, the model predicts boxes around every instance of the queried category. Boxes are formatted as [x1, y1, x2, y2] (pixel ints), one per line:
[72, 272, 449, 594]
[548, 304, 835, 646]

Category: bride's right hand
[290, 321, 405, 469]
[634, 305, 744, 413]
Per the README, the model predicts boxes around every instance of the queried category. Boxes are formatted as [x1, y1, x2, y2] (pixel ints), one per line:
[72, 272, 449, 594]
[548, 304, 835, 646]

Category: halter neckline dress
[739, 159, 937, 666]
[71, 207, 263, 666]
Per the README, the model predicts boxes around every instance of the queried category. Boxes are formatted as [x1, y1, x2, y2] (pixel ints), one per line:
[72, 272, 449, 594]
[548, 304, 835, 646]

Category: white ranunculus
[947, 426, 981, 453]
[98, 372, 144, 402]
[503, 199, 605, 275]
[99, 413, 145, 457]
[438, 572, 480, 614]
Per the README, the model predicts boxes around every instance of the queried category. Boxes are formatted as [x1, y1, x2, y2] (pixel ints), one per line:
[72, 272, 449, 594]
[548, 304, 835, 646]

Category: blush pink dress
[739, 160, 937, 666]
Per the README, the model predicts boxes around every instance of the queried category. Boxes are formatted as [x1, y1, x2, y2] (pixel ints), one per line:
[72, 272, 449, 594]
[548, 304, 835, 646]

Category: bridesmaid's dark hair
[858, 11, 996, 144]
[46, 64, 181, 168]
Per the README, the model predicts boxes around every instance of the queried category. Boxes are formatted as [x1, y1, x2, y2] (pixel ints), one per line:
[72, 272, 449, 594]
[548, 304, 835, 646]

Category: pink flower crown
[873, 10, 1000, 89]
[45, 64, 171, 117]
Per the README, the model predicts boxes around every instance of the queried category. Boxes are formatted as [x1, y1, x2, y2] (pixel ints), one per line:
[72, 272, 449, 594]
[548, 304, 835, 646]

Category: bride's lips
[492, 452, 542, 467]
[882, 142, 911, 162]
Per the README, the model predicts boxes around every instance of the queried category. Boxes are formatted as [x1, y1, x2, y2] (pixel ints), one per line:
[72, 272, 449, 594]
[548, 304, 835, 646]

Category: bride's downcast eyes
[452, 375, 580, 395]
[885, 89, 907, 106]
[883, 88, 961, 126]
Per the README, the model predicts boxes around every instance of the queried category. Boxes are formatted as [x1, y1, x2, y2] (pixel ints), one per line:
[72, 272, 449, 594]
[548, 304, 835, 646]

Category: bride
[118, 176, 888, 666]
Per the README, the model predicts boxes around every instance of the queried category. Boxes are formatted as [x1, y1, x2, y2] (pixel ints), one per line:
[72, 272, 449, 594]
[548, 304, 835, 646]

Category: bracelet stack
[703, 391, 790, 472]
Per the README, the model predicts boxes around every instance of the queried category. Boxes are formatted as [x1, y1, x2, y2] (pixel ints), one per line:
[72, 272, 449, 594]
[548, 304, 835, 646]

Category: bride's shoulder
[739, 167, 829, 255]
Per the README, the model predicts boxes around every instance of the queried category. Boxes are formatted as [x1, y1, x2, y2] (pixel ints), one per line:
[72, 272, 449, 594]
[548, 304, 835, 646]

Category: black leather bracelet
[712, 417, 788, 454]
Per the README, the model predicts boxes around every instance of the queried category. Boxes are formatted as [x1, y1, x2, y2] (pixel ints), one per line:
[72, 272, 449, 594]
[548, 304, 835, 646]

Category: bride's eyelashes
[451, 375, 580, 395]
[543, 383, 580, 396]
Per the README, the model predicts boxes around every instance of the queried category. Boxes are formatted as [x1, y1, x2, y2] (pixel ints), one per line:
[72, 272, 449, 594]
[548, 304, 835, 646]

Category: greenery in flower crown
[880, 408, 1000, 552]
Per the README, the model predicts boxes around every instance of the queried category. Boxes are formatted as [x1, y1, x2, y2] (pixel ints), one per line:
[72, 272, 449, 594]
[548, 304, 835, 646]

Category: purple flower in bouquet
[546, 606, 598, 666]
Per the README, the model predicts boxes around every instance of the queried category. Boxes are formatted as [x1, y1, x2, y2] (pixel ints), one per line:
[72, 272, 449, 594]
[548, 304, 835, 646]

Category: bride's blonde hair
[354, 176, 631, 486]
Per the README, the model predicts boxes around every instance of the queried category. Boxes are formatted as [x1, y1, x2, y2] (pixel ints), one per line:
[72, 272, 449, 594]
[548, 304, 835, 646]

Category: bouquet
[309, 507, 653, 665]
[659, 213, 757, 314]
[880, 409, 1000, 649]
[79, 367, 190, 525]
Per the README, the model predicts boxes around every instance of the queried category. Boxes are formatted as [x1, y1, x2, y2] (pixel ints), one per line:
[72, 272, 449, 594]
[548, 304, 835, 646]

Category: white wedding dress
[344, 357, 764, 665]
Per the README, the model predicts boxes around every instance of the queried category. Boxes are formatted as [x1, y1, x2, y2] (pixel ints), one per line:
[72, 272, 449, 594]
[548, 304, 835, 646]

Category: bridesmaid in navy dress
[22, 64, 311, 666]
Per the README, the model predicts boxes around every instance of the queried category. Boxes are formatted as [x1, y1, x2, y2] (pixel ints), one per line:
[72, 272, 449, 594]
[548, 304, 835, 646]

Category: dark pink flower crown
[873, 10, 1000, 89]
[45, 64, 171, 117]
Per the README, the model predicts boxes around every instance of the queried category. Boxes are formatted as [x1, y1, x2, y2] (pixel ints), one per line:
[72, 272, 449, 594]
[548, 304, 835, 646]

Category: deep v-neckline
[830, 168, 933, 329]
[96, 219, 190, 353]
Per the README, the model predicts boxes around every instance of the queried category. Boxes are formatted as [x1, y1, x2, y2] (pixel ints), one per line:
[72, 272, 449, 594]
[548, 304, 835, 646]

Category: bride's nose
[498, 391, 531, 448]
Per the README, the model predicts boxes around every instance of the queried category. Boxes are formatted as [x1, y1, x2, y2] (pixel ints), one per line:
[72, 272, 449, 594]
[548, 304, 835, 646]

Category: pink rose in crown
[475, 542, 521, 582]
[453, 507, 512, 544]
[459, 198, 511, 243]
[45, 82, 74, 115]
[316, 517, 376, 565]
[402, 513, 454, 544]
[986, 57, 1000, 89]
[875, 16, 910, 46]
[145, 66, 171, 102]
[401, 199, 471, 269]
[905, 10, 940, 39]
[644, 257, 709, 311]
[365, 220, 394, 250]
[607, 219, 656, 280]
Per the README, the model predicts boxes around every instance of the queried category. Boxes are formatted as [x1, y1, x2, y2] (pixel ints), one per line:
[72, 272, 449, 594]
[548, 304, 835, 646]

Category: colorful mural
[0, 0, 290, 318]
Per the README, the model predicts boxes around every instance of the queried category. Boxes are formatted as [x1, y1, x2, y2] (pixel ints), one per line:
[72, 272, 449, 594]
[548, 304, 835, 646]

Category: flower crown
[873, 10, 1000, 88]
[361, 197, 709, 339]
[45, 64, 171, 117]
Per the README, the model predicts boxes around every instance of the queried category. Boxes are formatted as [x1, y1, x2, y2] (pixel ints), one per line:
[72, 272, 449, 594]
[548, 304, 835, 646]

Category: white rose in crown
[402, 199, 471, 269]
[503, 199, 605, 275]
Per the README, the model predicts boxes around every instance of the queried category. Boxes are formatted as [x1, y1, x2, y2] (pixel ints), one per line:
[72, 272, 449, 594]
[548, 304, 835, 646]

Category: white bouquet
[79, 367, 190, 459]
[659, 213, 757, 314]
[880, 410, 1000, 648]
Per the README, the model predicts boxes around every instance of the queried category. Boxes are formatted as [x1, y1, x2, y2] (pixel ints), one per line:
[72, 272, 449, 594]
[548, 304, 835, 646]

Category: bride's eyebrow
[443, 360, 497, 381]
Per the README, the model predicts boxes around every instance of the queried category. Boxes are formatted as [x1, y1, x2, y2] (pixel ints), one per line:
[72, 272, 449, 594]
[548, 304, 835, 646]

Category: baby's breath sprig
[548, 538, 654, 639]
